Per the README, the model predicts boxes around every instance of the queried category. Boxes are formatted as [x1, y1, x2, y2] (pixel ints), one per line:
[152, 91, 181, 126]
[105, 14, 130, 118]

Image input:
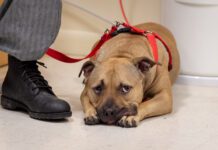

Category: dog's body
[80, 23, 180, 127]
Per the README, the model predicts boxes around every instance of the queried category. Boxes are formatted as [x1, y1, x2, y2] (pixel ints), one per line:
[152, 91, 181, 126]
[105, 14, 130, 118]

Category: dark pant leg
[0, 0, 62, 61]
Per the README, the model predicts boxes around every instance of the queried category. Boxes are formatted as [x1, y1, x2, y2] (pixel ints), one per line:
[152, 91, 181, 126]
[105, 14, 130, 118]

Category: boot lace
[19, 61, 53, 94]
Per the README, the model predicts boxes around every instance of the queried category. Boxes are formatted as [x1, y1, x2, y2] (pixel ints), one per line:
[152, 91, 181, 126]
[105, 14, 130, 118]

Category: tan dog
[79, 23, 180, 127]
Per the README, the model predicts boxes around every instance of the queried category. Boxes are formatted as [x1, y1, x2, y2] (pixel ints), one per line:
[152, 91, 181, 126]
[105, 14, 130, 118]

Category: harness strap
[121, 23, 172, 70]
[153, 33, 173, 70]
[145, 33, 158, 63]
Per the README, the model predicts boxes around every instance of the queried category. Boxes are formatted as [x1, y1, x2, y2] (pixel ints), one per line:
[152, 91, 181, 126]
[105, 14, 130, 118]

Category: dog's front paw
[117, 116, 140, 128]
[84, 115, 100, 125]
[84, 110, 100, 125]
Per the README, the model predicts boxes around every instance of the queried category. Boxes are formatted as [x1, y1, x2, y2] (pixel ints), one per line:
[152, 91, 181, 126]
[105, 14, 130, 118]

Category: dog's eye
[120, 84, 132, 94]
[93, 85, 103, 95]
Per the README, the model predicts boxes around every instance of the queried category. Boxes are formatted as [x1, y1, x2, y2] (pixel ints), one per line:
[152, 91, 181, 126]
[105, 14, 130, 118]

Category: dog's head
[79, 57, 157, 124]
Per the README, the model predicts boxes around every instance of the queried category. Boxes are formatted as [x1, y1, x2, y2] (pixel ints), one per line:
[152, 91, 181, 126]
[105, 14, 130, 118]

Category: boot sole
[1, 95, 72, 120]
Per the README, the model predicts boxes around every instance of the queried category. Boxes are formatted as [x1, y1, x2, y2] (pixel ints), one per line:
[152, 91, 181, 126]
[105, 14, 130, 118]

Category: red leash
[46, 0, 172, 70]
[46, 24, 118, 63]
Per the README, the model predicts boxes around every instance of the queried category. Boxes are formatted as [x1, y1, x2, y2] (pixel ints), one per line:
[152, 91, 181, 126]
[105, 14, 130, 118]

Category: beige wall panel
[53, 0, 161, 56]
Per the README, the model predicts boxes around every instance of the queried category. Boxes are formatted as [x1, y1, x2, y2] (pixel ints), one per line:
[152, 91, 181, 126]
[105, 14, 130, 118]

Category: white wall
[52, 0, 161, 56]
[161, 0, 218, 77]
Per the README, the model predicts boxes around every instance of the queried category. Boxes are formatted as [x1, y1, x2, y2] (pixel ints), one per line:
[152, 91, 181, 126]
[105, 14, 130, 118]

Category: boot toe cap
[49, 99, 71, 113]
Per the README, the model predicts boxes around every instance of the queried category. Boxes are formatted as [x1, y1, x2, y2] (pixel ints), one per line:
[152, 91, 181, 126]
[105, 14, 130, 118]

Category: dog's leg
[118, 88, 172, 128]
[81, 93, 100, 125]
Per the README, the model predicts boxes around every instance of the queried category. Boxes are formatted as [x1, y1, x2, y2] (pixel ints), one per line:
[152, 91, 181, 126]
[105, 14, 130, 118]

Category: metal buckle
[144, 30, 153, 36]
[115, 21, 122, 27]
[104, 29, 109, 34]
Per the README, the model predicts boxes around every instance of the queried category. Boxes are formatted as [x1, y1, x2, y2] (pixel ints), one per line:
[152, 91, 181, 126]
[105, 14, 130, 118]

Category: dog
[79, 22, 180, 127]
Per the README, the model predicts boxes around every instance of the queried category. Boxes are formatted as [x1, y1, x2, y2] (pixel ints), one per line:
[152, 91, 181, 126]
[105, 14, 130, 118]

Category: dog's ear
[78, 61, 95, 78]
[133, 57, 159, 73]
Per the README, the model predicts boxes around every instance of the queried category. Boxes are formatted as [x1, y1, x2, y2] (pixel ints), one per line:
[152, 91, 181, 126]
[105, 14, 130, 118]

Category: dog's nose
[100, 107, 118, 124]
[98, 99, 120, 124]
[103, 108, 116, 118]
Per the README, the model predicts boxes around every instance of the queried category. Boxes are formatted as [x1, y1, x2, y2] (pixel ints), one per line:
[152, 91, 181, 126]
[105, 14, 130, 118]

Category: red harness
[46, 0, 172, 71]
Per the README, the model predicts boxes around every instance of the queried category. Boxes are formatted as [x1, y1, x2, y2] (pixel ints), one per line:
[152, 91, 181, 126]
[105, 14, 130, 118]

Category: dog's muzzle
[97, 100, 137, 125]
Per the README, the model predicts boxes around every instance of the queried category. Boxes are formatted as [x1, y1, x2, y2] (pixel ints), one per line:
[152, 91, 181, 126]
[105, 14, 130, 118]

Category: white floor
[1, 56, 218, 150]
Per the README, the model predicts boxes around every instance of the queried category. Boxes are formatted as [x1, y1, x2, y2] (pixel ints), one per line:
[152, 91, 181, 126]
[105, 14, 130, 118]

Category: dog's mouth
[97, 104, 137, 125]
[102, 118, 117, 125]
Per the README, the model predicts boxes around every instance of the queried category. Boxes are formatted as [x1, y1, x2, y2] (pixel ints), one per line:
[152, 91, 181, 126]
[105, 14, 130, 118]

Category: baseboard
[176, 75, 218, 87]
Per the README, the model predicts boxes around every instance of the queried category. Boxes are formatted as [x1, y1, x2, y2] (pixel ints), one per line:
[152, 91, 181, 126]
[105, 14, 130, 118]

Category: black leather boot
[1, 55, 72, 120]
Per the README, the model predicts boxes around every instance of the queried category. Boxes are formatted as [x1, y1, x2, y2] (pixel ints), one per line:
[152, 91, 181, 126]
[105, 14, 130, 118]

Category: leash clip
[104, 29, 109, 34]
[115, 21, 122, 27]
[143, 30, 153, 36]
